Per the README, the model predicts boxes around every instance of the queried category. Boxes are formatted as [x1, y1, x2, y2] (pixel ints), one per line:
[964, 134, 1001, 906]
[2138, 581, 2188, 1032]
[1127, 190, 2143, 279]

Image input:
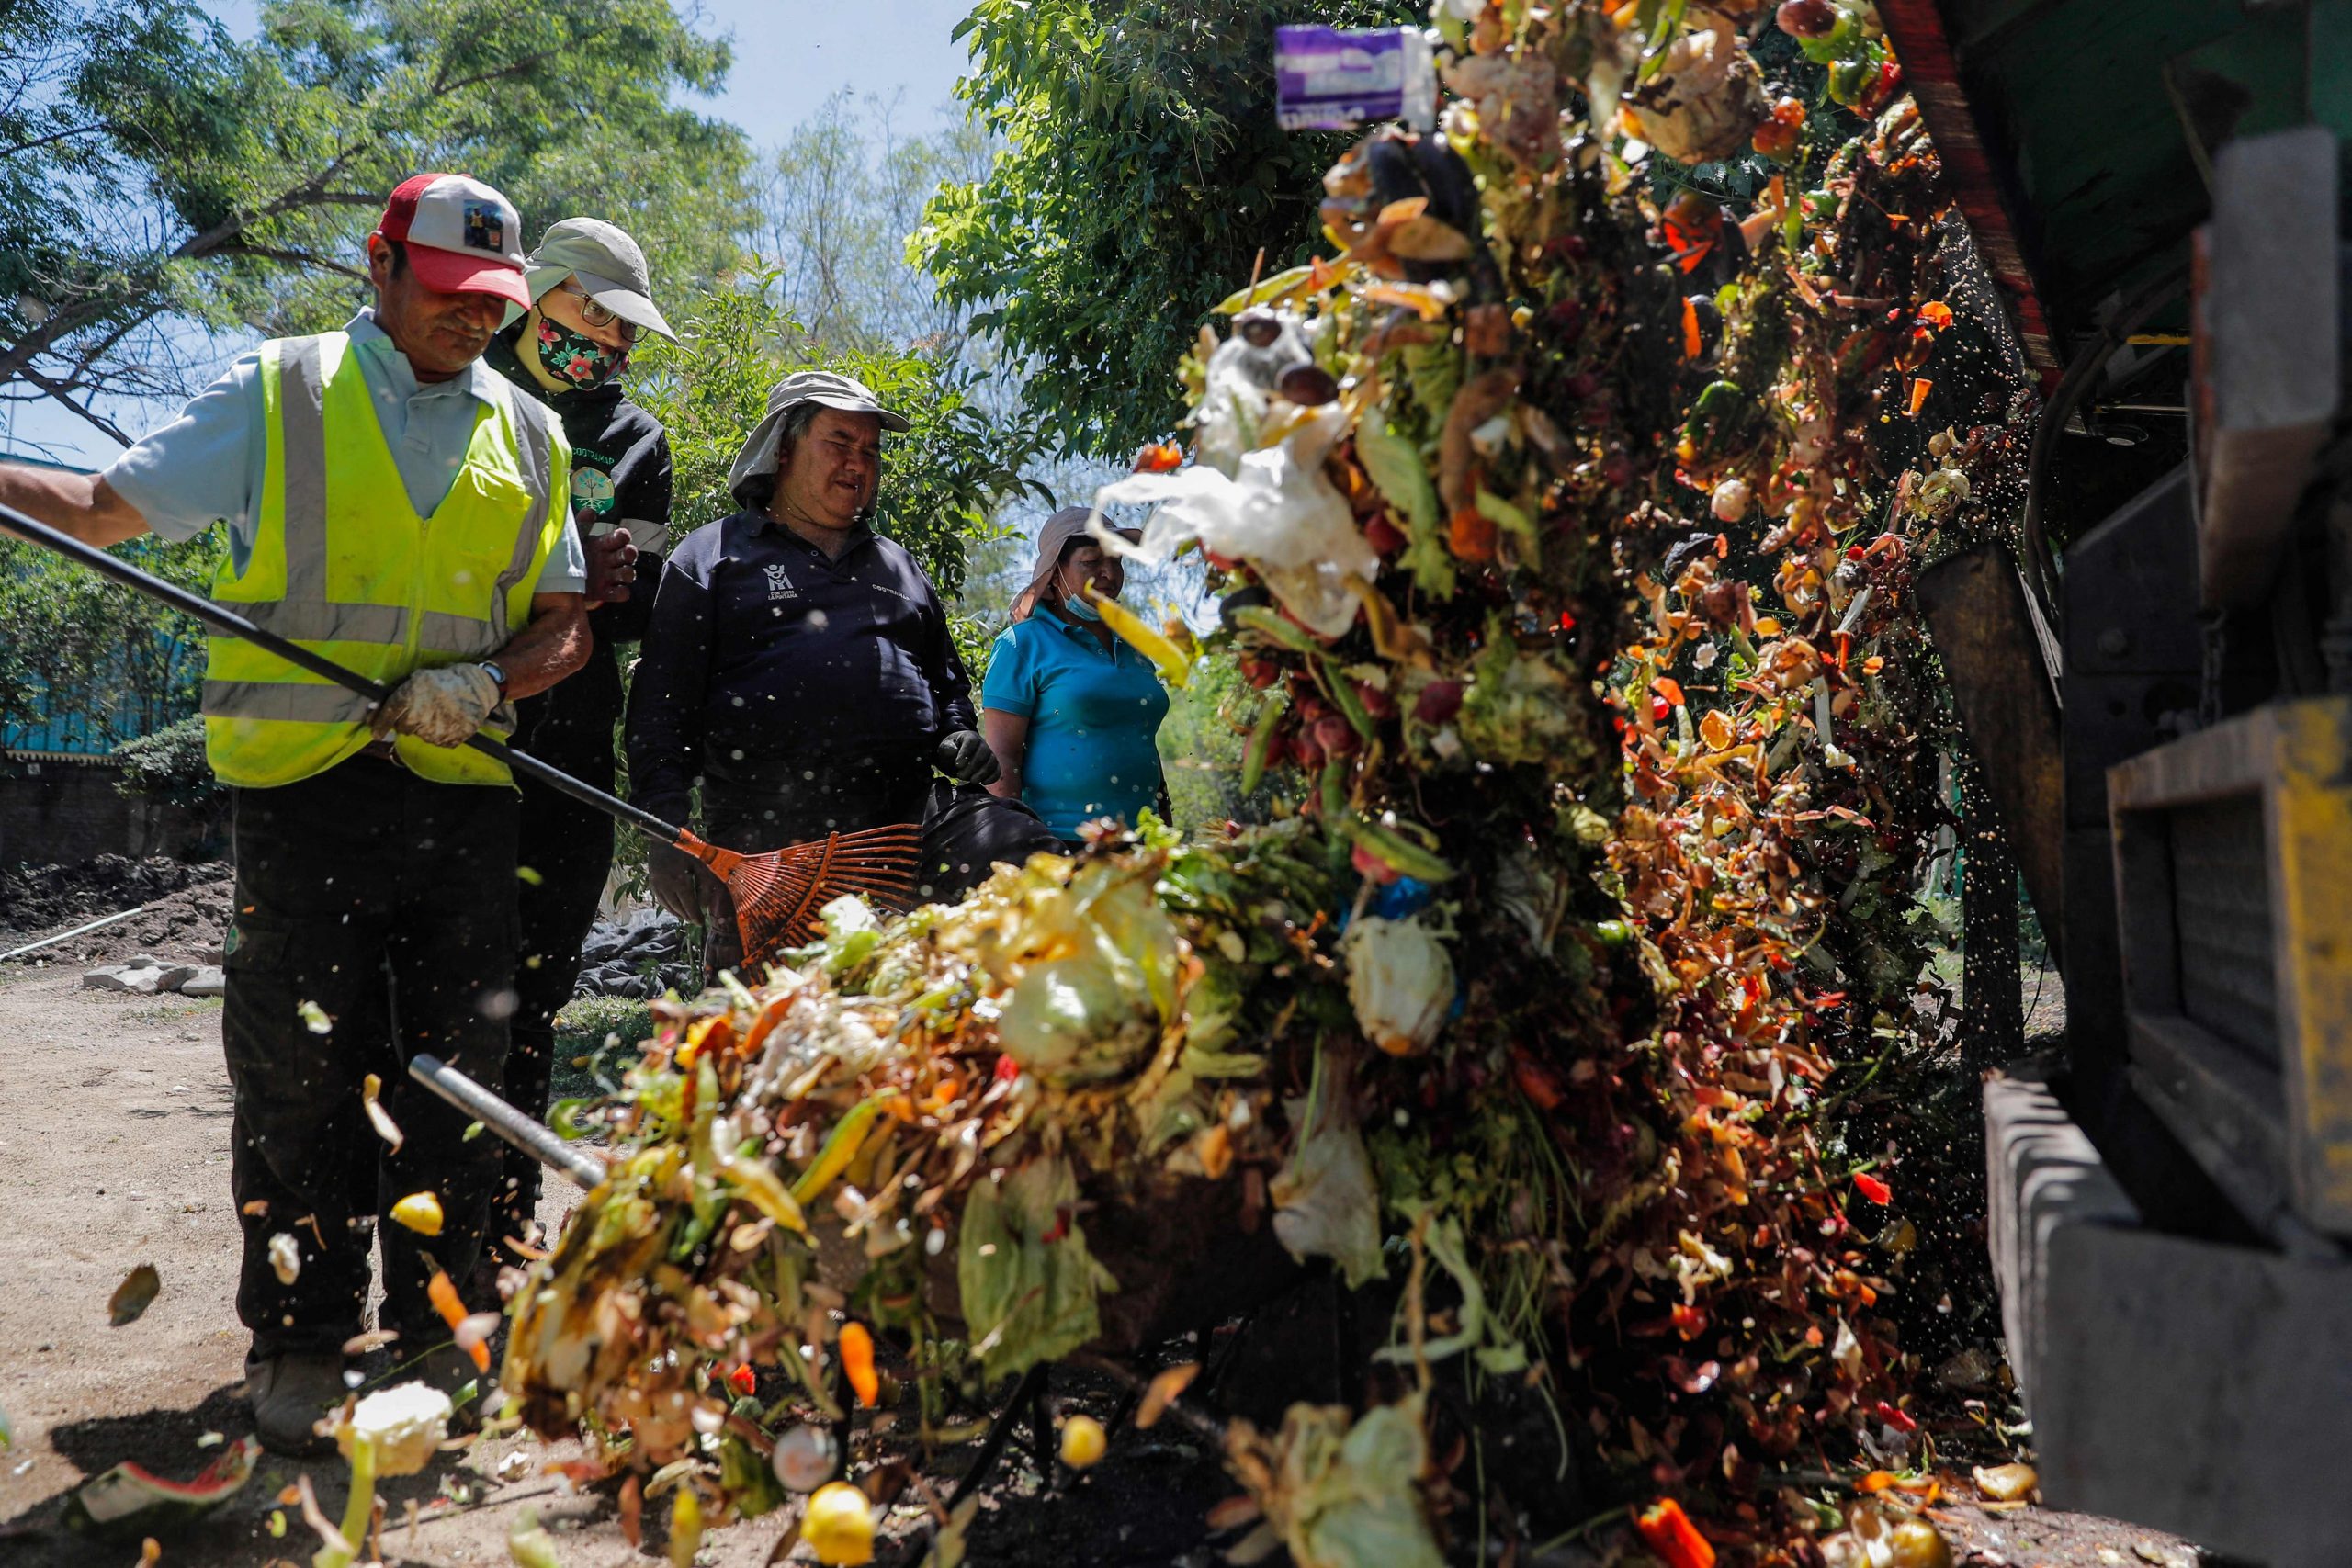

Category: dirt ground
[0, 965, 2211, 1567]
[0, 854, 234, 967]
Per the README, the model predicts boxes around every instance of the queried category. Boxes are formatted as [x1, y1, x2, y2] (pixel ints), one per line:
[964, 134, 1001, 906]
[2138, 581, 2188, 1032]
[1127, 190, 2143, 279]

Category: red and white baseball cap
[375, 174, 530, 308]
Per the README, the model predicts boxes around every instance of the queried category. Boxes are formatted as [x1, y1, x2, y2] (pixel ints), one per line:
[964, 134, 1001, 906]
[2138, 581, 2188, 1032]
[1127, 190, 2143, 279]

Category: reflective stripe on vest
[240, 336, 424, 647]
[200, 333, 561, 787]
[200, 680, 378, 725]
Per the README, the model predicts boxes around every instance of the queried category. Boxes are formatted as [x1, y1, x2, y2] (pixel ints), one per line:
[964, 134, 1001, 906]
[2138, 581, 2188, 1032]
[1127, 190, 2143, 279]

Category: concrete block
[1981, 1066, 2137, 1400]
[82, 965, 164, 994]
[2035, 1222, 2352, 1567]
[1985, 1067, 2352, 1567]
[180, 966, 225, 998]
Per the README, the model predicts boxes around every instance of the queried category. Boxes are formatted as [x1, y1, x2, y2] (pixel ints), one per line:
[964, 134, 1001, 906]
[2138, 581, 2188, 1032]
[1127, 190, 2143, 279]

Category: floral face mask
[533, 312, 628, 389]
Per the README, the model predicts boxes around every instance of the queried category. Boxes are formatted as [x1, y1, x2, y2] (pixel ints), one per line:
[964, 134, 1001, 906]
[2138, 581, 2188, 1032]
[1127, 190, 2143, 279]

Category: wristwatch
[481, 660, 510, 696]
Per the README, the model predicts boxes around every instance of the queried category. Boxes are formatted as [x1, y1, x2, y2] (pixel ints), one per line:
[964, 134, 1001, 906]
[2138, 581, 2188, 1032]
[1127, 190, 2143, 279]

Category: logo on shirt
[763, 563, 797, 601]
[570, 465, 616, 518]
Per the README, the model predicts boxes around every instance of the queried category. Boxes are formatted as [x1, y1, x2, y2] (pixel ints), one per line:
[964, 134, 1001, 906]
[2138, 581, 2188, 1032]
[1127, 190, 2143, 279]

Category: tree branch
[17, 365, 132, 446]
[0, 120, 119, 159]
[0, 25, 622, 390]
[220, 239, 368, 280]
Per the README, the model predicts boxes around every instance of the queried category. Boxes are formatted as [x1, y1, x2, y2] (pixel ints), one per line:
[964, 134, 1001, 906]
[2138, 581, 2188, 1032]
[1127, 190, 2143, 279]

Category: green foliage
[554, 993, 655, 1050]
[111, 714, 220, 809]
[915, 0, 1419, 458]
[1, 0, 750, 440]
[0, 530, 220, 750]
[1157, 651, 1284, 832]
[761, 89, 992, 356]
[626, 273, 1050, 599]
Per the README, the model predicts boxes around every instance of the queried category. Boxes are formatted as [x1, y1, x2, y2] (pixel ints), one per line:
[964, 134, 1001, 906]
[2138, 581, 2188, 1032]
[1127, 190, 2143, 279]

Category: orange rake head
[678, 823, 924, 972]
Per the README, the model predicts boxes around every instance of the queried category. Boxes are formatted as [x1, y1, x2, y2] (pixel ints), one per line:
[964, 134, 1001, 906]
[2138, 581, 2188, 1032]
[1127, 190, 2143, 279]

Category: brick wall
[0, 761, 224, 868]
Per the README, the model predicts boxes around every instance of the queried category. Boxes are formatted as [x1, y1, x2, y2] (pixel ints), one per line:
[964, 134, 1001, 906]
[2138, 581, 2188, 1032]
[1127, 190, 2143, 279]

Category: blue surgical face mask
[1064, 595, 1103, 622]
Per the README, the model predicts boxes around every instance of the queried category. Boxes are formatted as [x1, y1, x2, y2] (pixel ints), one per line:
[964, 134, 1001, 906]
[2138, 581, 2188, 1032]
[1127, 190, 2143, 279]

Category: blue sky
[2, 0, 978, 464]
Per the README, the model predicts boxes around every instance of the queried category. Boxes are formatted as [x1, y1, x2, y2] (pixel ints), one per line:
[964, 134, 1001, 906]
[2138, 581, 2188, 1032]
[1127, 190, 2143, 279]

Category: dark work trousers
[222, 756, 518, 1359]
[697, 773, 1060, 981]
[492, 774, 615, 1262]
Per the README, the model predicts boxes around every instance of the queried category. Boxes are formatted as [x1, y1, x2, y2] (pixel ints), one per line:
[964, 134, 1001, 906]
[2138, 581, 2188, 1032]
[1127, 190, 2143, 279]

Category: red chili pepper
[993, 1055, 1022, 1083]
[1636, 1497, 1718, 1568]
[1511, 1048, 1566, 1111]
[1875, 1399, 1919, 1433]
[727, 1362, 757, 1397]
[1854, 1171, 1893, 1205]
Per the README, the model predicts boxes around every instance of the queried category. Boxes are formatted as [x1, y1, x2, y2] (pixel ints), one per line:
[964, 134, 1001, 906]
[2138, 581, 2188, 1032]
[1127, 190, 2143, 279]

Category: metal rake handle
[409, 1053, 608, 1192]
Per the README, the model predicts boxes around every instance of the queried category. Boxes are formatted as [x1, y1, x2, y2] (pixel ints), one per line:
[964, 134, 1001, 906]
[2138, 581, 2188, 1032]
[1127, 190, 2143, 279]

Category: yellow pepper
[1085, 585, 1193, 688]
[790, 1097, 888, 1207]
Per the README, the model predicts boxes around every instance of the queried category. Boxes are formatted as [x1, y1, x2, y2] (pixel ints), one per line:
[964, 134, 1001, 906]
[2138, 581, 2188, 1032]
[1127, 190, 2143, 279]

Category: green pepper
[1342, 816, 1456, 883]
[791, 1096, 887, 1206]
[1324, 666, 1376, 744]
[1319, 755, 1349, 822]
[1231, 604, 1325, 657]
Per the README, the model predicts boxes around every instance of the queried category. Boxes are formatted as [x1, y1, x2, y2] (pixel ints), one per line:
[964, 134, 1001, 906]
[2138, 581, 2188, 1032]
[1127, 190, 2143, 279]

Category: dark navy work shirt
[625, 509, 976, 822]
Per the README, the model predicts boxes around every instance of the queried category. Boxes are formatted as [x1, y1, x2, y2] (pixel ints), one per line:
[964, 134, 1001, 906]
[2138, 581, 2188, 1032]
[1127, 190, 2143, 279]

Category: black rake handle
[0, 501, 684, 844]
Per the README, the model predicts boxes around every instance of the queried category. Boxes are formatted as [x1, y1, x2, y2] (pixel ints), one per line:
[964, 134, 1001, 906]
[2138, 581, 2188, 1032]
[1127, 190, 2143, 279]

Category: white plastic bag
[1091, 403, 1375, 639]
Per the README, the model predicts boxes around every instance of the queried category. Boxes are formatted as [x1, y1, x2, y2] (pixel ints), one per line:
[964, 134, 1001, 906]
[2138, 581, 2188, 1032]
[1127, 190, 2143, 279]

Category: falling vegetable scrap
[60, 1438, 260, 1539]
[489, 0, 2028, 1560]
[389, 1190, 444, 1237]
[801, 1481, 875, 1567]
[107, 1263, 161, 1327]
[361, 1071, 403, 1153]
[1058, 1413, 1108, 1469]
[319, 1384, 452, 1568]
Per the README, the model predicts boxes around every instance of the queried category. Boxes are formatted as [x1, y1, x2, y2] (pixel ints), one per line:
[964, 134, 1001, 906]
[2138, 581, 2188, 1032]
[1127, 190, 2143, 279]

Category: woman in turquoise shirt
[982, 507, 1170, 844]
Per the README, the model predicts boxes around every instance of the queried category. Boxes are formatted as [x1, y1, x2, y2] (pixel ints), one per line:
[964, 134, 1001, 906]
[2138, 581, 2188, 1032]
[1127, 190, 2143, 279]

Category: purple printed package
[1274, 25, 1435, 132]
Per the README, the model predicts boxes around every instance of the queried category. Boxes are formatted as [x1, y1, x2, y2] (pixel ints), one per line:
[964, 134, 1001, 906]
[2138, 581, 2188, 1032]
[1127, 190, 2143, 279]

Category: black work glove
[933, 728, 1002, 786]
[646, 840, 706, 924]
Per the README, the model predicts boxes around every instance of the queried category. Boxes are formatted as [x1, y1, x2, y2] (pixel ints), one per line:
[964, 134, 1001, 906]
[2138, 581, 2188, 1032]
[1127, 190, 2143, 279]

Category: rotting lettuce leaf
[986, 862, 1182, 1088]
[1272, 1055, 1385, 1289]
[956, 1156, 1119, 1382]
[1260, 1396, 1443, 1568]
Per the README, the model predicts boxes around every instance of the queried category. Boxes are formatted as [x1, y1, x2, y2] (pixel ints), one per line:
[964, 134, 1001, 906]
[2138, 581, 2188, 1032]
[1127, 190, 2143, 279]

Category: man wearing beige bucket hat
[627, 369, 1060, 970]
[482, 215, 679, 1278]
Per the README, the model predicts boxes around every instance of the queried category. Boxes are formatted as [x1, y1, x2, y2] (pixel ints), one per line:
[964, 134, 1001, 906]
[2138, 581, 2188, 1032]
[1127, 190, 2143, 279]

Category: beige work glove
[371, 663, 503, 748]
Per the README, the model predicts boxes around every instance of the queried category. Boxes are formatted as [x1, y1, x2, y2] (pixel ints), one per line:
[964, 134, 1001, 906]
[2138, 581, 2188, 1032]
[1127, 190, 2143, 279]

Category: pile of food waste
[496, 1, 2039, 1561]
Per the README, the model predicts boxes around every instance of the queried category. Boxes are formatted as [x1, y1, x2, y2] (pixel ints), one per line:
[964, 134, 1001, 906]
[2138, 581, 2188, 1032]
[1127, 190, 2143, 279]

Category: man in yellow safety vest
[0, 173, 590, 1453]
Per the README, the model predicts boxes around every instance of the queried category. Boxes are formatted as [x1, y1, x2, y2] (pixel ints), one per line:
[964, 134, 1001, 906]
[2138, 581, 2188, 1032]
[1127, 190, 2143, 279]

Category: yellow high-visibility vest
[200, 333, 567, 788]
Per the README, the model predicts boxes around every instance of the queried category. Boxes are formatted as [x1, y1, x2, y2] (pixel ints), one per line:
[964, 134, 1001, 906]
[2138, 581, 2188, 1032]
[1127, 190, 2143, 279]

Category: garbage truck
[1884, 2, 2352, 1562]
